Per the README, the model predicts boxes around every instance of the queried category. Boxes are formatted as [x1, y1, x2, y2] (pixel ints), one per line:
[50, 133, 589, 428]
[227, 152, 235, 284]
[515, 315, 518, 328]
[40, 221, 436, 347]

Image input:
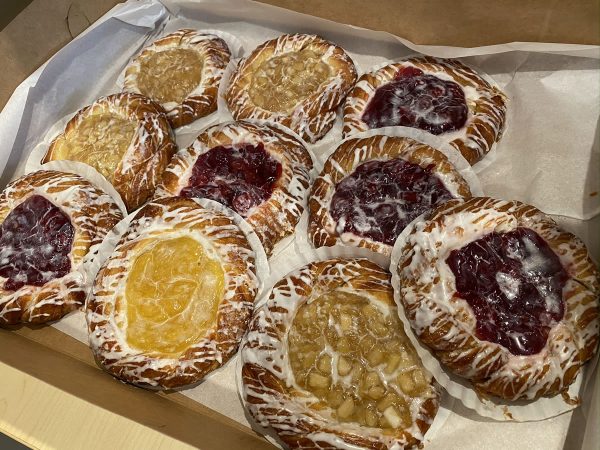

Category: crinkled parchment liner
[389, 215, 599, 421]
[5, 0, 597, 444]
[293, 125, 485, 268]
[236, 243, 455, 449]
[24, 111, 76, 175]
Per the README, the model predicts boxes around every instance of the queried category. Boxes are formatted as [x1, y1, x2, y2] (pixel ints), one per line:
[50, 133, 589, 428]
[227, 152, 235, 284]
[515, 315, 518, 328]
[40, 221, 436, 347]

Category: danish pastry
[242, 258, 439, 449]
[123, 29, 231, 128]
[343, 57, 507, 164]
[42, 93, 177, 211]
[87, 197, 258, 389]
[155, 120, 313, 256]
[309, 135, 473, 256]
[226, 33, 357, 143]
[0, 170, 123, 325]
[394, 197, 600, 400]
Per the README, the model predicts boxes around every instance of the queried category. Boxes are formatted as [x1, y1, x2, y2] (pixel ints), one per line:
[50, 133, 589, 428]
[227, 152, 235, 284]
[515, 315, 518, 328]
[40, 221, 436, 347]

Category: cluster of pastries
[0, 26, 598, 450]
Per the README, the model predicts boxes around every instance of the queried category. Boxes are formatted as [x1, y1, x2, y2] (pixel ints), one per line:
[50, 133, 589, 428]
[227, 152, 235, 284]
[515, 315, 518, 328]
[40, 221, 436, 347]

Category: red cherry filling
[0, 195, 74, 291]
[180, 143, 282, 216]
[362, 66, 468, 135]
[329, 158, 453, 246]
[446, 227, 569, 356]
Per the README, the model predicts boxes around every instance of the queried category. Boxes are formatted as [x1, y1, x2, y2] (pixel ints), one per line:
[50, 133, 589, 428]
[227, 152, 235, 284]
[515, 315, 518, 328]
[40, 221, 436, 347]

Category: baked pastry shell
[155, 120, 313, 257]
[343, 57, 507, 165]
[242, 257, 440, 449]
[0, 170, 123, 325]
[392, 197, 599, 406]
[42, 92, 177, 212]
[87, 196, 260, 389]
[308, 132, 476, 257]
[225, 33, 357, 143]
[123, 28, 232, 128]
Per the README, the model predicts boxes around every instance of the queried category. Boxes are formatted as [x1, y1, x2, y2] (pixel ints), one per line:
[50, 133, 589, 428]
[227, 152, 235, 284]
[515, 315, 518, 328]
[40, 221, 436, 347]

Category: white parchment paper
[0, 0, 598, 449]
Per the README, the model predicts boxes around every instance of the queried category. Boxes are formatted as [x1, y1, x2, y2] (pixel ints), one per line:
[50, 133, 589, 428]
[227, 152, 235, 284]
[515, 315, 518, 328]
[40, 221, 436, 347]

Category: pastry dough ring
[242, 258, 439, 450]
[42, 93, 177, 212]
[123, 29, 231, 128]
[343, 57, 507, 165]
[309, 134, 473, 256]
[155, 120, 313, 257]
[87, 197, 258, 389]
[226, 33, 357, 143]
[394, 197, 600, 400]
[0, 170, 123, 325]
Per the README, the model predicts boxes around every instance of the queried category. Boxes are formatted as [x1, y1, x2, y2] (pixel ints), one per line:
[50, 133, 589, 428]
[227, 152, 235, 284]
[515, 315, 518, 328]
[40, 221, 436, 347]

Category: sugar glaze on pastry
[226, 33, 357, 143]
[88, 197, 258, 389]
[344, 57, 507, 164]
[42, 93, 177, 211]
[0, 170, 123, 325]
[309, 134, 473, 256]
[242, 258, 439, 449]
[155, 120, 313, 256]
[394, 197, 599, 400]
[123, 29, 231, 128]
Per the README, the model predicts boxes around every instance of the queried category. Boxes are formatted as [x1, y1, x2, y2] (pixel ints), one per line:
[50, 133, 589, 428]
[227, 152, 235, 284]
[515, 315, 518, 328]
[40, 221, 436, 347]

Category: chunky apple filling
[138, 48, 204, 104]
[288, 290, 434, 429]
[122, 235, 224, 357]
[249, 49, 331, 113]
[52, 113, 136, 182]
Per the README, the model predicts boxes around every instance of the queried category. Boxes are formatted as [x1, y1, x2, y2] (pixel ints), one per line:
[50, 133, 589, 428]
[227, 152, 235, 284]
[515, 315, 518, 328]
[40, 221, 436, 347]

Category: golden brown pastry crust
[123, 29, 231, 128]
[309, 134, 473, 256]
[155, 120, 313, 257]
[394, 197, 600, 400]
[87, 197, 258, 389]
[226, 33, 357, 143]
[42, 93, 177, 212]
[242, 258, 439, 450]
[343, 57, 507, 165]
[0, 170, 123, 325]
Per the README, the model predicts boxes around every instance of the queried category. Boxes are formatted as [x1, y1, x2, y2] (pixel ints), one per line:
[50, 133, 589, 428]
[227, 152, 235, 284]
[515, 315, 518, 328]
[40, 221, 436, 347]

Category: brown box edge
[0, 326, 275, 449]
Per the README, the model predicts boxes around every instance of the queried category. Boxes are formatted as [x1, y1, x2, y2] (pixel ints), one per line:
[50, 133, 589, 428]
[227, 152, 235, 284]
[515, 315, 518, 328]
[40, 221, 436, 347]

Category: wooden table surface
[0, 1, 598, 449]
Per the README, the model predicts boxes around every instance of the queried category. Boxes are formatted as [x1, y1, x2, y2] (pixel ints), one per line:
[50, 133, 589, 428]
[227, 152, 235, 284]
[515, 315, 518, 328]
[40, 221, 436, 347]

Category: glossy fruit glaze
[446, 227, 568, 356]
[0, 195, 74, 291]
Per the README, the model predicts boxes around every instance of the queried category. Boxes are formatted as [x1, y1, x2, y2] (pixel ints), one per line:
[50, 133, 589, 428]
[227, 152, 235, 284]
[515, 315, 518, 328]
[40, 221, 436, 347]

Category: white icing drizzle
[393, 197, 600, 401]
[155, 120, 313, 257]
[42, 93, 177, 212]
[225, 33, 357, 143]
[309, 134, 475, 257]
[0, 170, 123, 324]
[343, 57, 507, 164]
[123, 29, 231, 128]
[86, 197, 259, 389]
[241, 258, 440, 449]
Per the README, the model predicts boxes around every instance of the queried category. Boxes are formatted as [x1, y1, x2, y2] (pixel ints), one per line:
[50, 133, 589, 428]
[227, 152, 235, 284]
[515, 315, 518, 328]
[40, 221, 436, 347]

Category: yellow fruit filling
[138, 48, 204, 104]
[52, 113, 136, 182]
[249, 49, 331, 113]
[288, 290, 433, 429]
[123, 235, 224, 356]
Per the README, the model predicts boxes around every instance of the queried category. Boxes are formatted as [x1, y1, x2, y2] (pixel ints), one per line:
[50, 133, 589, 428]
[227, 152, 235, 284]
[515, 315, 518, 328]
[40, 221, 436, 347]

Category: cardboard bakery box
[0, 1, 598, 449]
